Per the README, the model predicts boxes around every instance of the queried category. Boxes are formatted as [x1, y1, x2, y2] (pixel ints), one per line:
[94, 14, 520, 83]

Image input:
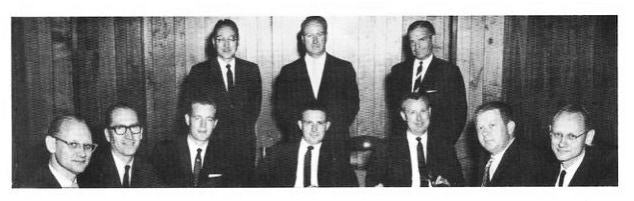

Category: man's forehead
[111, 108, 139, 124]
[216, 26, 236, 36]
[60, 120, 92, 139]
[553, 112, 585, 130]
[409, 27, 433, 37]
[402, 99, 429, 109]
[302, 110, 326, 119]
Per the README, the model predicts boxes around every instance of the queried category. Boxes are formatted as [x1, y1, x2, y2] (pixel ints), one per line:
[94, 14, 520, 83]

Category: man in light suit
[257, 103, 358, 187]
[181, 19, 261, 186]
[79, 102, 163, 188]
[365, 93, 464, 187]
[546, 104, 617, 186]
[23, 115, 97, 188]
[274, 16, 359, 150]
[386, 20, 466, 145]
[151, 96, 237, 187]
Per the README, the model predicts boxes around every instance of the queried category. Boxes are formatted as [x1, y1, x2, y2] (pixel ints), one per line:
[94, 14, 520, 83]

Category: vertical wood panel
[482, 16, 505, 102]
[254, 17, 277, 149]
[356, 17, 376, 137]
[50, 17, 74, 114]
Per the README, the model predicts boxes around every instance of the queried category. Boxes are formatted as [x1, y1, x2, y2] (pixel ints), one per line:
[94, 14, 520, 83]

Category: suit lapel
[491, 140, 518, 184]
[422, 57, 439, 84]
[394, 135, 413, 185]
[104, 151, 123, 187]
[298, 57, 318, 101]
[400, 60, 415, 92]
[569, 151, 591, 186]
[317, 54, 334, 101]
[177, 135, 193, 183]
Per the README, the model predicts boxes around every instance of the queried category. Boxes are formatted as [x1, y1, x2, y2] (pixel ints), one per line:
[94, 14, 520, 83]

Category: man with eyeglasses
[79, 103, 163, 187]
[473, 101, 550, 186]
[546, 104, 617, 186]
[181, 18, 261, 187]
[23, 115, 96, 188]
[257, 102, 358, 187]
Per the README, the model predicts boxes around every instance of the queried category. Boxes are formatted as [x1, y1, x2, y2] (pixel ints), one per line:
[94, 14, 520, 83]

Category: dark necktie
[193, 148, 202, 187]
[416, 137, 428, 187]
[122, 165, 130, 188]
[304, 146, 314, 187]
[226, 64, 235, 93]
[413, 61, 423, 92]
[558, 170, 567, 187]
[481, 159, 493, 187]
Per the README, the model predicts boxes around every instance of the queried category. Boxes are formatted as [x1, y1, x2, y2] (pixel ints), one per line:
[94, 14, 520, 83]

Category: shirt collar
[561, 149, 586, 172]
[187, 134, 209, 152]
[304, 52, 327, 64]
[299, 138, 322, 151]
[414, 55, 433, 69]
[491, 138, 515, 160]
[217, 57, 236, 69]
[406, 129, 428, 141]
[111, 151, 134, 182]
[48, 163, 76, 188]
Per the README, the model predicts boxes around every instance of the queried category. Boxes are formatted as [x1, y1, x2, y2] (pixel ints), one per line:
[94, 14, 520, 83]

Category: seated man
[547, 104, 617, 186]
[79, 102, 163, 187]
[23, 115, 97, 188]
[151, 96, 237, 187]
[257, 102, 358, 187]
[365, 93, 464, 187]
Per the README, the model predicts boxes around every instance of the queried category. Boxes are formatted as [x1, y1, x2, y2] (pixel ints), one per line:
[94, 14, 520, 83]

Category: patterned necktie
[481, 159, 493, 187]
[123, 165, 130, 188]
[416, 137, 428, 187]
[193, 148, 202, 187]
[226, 64, 235, 93]
[558, 170, 567, 187]
[413, 61, 423, 92]
[304, 146, 314, 187]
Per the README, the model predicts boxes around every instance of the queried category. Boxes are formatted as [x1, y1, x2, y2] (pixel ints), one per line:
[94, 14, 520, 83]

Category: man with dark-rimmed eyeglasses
[23, 115, 96, 188]
[546, 104, 617, 186]
[79, 102, 163, 188]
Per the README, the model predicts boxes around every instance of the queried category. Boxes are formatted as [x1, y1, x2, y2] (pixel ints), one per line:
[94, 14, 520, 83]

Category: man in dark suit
[79, 103, 163, 188]
[181, 19, 261, 186]
[366, 93, 464, 187]
[257, 103, 358, 187]
[386, 20, 466, 145]
[23, 115, 97, 188]
[474, 101, 548, 187]
[151, 97, 237, 187]
[274, 16, 359, 148]
[546, 104, 617, 186]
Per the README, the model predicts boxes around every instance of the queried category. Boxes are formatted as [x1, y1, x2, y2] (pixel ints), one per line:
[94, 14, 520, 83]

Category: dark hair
[188, 95, 217, 115]
[47, 115, 87, 137]
[104, 102, 142, 128]
[204, 19, 240, 59]
[475, 101, 514, 124]
[399, 92, 432, 112]
[300, 16, 328, 35]
[407, 20, 436, 36]
[298, 102, 328, 121]
[552, 104, 593, 130]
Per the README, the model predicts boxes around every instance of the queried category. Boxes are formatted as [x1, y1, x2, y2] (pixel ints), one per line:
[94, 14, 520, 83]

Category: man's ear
[185, 114, 190, 126]
[400, 111, 406, 122]
[297, 120, 304, 130]
[45, 136, 56, 154]
[104, 129, 111, 143]
[585, 129, 595, 146]
[506, 121, 516, 137]
[325, 121, 331, 131]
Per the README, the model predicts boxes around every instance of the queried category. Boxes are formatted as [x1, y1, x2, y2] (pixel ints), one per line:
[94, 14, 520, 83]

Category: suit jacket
[544, 147, 618, 186]
[79, 147, 164, 188]
[22, 164, 62, 188]
[365, 128, 464, 187]
[477, 138, 550, 187]
[182, 57, 261, 186]
[386, 57, 467, 145]
[257, 140, 358, 187]
[274, 54, 359, 144]
[150, 135, 237, 187]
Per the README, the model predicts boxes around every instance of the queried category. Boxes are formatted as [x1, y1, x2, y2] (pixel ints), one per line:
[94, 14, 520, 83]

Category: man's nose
[311, 124, 318, 132]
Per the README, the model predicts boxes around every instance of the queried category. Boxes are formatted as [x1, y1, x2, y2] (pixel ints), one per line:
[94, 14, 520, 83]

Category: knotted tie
[416, 137, 428, 187]
[123, 165, 130, 188]
[193, 148, 202, 187]
[558, 170, 567, 187]
[226, 64, 235, 93]
[481, 159, 493, 187]
[304, 146, 314, 187]
[413, 61, 423, 92]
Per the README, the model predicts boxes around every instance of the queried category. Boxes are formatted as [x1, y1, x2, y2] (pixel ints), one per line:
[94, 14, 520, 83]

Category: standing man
[474, 101, 548, 187]
[151, 96, 236, 187]
[257, 103, 358, 187]
[181, 19, 261, 186]
[366, 93, 464, 187]
[386, 20, 466, 145]
[23, 115, 97, 188]
[274, 16, 360, 149]
[547, 104, 617, 186]
[79, 103, 163, 188]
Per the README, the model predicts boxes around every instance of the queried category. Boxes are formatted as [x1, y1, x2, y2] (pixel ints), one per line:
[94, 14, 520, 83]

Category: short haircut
[204, 19, 240, 59]
[407, 20, 436, 36]
[552, 104, 593, 131]
[104, 102, 141, 128]
[47, 115, 87, 137]
[298, 102, 328, 121]
[188, 95, 217, 115]
[399, 92, 432, 112]
[300, 16, 328, 35]
[475, 101, 514, 124]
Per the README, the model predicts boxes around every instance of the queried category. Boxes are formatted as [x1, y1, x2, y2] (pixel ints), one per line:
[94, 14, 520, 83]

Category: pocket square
[426, 89, 438, 93]
[208, 174, 222, 178]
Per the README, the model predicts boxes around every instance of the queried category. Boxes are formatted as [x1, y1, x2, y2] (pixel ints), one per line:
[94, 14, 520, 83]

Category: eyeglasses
[214, 37, 238, 43]
[108, 125, 142, 135]
[549, 130, 588, 141]
[51, 135, 98, 152]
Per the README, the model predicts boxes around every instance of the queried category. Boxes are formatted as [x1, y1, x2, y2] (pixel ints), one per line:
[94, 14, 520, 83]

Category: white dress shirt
[111, 151, 134, 185]
[406, 130, 429, 187]
[488, 138, 515, 181]
[187, 135, 209, 172]
[410, 55, 433, 92]
[217, 57, 236, 91]
[304, 53, 327, 98]
[48, 163, 77, 188]
[555, 150, 585, 187]
[294, 139, 322, 187]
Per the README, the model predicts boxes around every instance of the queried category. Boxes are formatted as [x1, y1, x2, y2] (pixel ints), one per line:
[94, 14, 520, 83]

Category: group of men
[18, 16, 617, 188]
